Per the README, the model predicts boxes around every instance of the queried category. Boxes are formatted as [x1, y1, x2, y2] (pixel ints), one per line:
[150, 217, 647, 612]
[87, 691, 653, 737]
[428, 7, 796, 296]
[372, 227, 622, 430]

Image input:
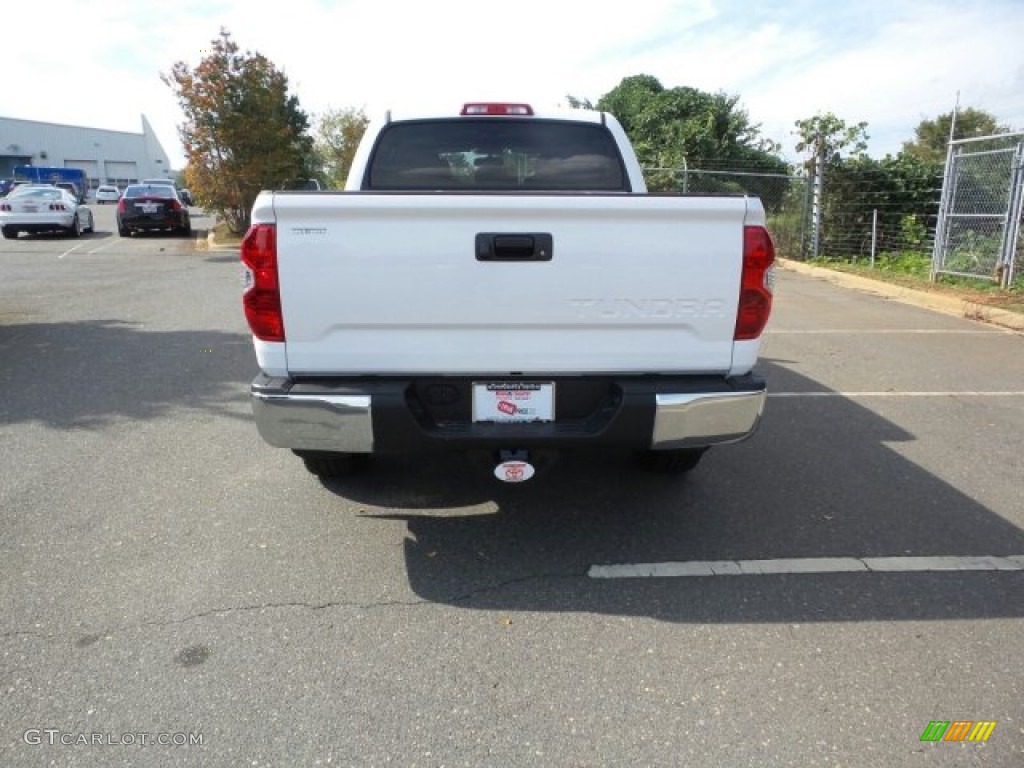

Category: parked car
[0, 185, 95, 238]
[95, 185, 121, 204]
[54, 182, 79, 199]
[117, 184, 191, 236]
[139, 178, 192, 206]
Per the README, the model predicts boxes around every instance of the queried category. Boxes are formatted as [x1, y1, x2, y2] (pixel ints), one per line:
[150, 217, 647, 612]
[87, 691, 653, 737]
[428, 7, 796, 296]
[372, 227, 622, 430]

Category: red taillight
[734, 226, 776, 341]
[117, 198, 127, 213]
[240, 223, 284, 342]
[167, 199, 181, 212]
[0, 203, 10, 211]
[460, 103, 534, 116]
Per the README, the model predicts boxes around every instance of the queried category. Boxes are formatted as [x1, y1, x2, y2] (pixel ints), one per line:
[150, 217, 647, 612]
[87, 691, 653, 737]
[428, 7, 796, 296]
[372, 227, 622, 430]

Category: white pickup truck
[241, 102, 775, 482]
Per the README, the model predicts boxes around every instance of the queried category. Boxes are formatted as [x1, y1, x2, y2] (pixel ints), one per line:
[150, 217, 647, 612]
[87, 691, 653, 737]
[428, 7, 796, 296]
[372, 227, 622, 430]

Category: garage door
[104, 161, 138, 186]
[65, 159, 99, 189]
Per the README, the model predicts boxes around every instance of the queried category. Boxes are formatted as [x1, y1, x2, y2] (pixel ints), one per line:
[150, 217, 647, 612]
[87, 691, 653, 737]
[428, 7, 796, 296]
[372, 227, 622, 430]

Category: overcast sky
[4, 0, 1022, 170]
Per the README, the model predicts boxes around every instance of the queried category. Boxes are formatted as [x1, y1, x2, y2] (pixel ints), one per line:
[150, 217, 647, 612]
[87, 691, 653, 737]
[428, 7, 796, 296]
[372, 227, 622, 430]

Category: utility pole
[947, 91, 960, 146]
[811, 133, 825, 261]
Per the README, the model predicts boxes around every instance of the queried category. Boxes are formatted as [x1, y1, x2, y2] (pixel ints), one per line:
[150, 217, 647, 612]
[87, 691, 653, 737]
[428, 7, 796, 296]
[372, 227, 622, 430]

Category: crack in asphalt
[0, 570, 584, 644]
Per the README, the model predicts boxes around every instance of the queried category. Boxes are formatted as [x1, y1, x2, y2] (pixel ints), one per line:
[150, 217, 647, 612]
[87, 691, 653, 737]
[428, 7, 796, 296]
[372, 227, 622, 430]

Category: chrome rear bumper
[651, 390, 766, 449]
[252, 390, 375, 453]
[250, 374, 765, 454]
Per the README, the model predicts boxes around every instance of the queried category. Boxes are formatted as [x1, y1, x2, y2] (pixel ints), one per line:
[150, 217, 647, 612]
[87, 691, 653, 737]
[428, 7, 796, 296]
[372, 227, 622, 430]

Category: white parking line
[87, 240, 119, 255]
[769, 391, 1024, 398]
[770, 329, 1011, 334]
[58, 243, 85, 259]
[589, 555, 1024, 579]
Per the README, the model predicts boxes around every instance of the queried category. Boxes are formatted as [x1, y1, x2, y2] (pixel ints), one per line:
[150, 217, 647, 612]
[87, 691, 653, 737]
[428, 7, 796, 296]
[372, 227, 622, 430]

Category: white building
[0, 115, 174, 191]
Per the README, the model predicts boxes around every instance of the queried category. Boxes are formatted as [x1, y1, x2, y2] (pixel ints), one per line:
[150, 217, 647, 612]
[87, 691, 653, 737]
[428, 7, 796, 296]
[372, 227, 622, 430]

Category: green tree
[313, 107, 370, 188]
[902, 108, 1007, 163]
[591, 75, 788, 195]
[793, 113, 869, 259]
[163, 29, 315, 233]
[794, 112, 869, 175]
[564, 95, 594, 110]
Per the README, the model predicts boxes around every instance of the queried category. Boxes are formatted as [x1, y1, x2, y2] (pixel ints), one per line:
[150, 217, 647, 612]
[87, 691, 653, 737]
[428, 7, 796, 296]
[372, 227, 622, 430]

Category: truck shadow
[321, 360, 1024, 623]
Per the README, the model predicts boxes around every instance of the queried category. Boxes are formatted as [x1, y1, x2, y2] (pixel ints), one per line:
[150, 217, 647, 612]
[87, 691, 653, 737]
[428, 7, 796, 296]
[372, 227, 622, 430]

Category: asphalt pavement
[1, 205, 1021, 766]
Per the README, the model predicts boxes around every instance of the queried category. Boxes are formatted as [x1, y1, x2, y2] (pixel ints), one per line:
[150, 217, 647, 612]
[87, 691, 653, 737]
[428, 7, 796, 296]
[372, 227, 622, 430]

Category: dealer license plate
[472, 382, 555, 423]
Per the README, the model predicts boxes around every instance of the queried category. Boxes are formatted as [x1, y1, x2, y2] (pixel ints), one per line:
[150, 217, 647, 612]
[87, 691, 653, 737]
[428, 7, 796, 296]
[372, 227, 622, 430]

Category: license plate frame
[472, 381, 555, 423]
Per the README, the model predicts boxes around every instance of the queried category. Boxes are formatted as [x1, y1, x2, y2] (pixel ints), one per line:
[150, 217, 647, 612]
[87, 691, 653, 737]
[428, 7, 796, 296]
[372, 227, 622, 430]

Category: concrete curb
[778, 259, 1024, 333]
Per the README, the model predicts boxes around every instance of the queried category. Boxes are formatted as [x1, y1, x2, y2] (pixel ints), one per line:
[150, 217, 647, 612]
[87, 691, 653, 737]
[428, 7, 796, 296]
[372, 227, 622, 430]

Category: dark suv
[116, 184, 192, 236]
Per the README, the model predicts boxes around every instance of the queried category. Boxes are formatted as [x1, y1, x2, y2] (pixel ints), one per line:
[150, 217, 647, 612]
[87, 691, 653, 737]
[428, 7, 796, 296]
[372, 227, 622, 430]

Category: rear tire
[638, 448, 707, 474]
[1, 226, 17, 239]
[118, 226, 129, 237]
[295, 451, 367, 479]
[67, 215, 82, 238]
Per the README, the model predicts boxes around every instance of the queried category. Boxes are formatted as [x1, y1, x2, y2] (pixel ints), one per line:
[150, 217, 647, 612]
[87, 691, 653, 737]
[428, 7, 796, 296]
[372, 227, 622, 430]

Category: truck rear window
[366, 119, 628, 192]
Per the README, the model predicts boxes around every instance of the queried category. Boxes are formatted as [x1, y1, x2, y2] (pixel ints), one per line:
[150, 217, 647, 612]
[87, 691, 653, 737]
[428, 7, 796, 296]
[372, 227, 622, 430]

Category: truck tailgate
[271, 194, 749, 375]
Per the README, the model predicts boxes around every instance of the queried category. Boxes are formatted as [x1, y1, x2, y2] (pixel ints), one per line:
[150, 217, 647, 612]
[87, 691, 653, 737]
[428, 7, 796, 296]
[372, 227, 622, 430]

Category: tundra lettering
[568, 298, 728, 320]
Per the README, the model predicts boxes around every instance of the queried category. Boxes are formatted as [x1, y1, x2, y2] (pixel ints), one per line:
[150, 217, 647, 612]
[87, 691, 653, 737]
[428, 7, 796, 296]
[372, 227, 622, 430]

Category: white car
[0, 185, 95, 239]
[95, 185, 121, 204]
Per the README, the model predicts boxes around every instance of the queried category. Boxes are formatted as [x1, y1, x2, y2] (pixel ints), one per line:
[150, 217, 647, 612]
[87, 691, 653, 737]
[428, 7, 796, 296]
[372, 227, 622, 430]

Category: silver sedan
[0, 185, 95, 239]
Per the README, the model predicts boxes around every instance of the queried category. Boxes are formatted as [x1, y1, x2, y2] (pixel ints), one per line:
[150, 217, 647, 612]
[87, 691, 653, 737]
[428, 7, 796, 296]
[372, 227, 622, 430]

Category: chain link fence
[932, 133, 1024, 287]
[806, 162, 944, 264]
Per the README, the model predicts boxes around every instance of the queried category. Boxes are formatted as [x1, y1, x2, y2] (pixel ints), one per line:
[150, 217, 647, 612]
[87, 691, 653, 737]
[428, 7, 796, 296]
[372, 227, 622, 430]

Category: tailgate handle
[476, 233, 553, 262]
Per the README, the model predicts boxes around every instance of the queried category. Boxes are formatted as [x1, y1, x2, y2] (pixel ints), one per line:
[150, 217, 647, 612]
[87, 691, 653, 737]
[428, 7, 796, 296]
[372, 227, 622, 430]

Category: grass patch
[212, 221, 244, 245]
[804, 252, 1024, 315]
